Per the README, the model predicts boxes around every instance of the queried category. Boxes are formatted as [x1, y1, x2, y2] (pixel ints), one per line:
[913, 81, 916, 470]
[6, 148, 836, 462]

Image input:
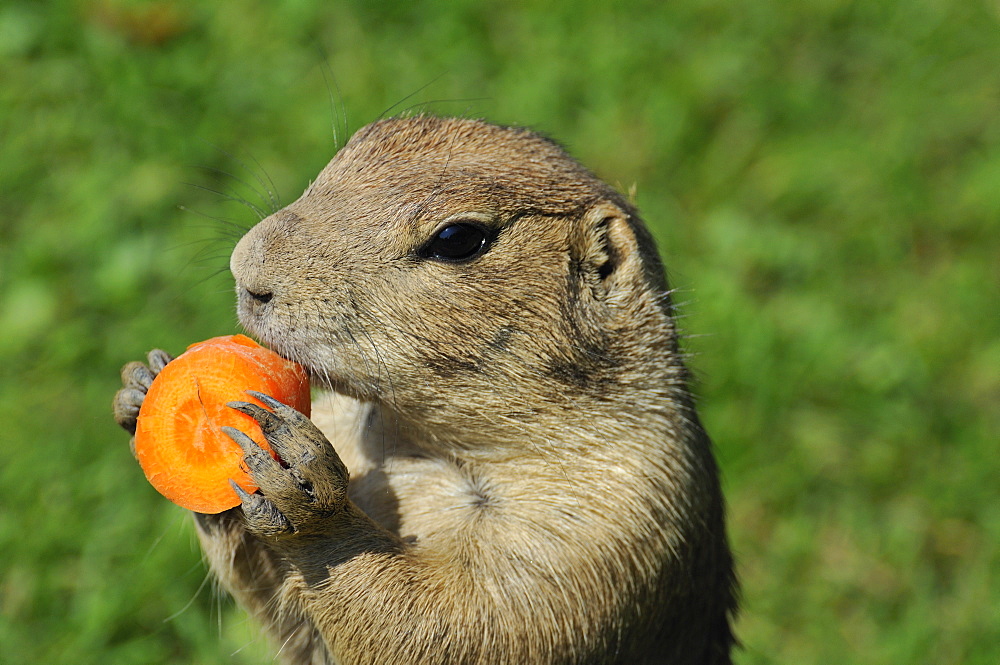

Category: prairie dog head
[230, 116, 677, 441]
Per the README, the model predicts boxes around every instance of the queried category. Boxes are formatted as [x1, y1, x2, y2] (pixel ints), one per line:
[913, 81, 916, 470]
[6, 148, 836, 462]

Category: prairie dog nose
[230, 212, 297, 298]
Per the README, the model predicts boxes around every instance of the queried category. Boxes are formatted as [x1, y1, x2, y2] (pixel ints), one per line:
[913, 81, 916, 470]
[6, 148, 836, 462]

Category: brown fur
[115, 116, 736, 664]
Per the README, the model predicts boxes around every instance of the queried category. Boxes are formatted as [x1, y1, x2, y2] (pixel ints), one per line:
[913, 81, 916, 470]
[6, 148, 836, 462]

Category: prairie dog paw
[224, 391, 349, 538]
[113, 349, 173, 456]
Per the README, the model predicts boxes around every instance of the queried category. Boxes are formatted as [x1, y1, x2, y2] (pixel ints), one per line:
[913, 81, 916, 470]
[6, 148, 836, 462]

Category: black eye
[420, 222, 490, 262]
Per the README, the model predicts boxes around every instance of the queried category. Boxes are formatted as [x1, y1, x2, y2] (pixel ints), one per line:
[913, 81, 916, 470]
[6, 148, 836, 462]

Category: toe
[147, 349, 173, 373]
[229, 480, 292, 537]
[120, 362, 156, 391]
[113, 386, 146, 433]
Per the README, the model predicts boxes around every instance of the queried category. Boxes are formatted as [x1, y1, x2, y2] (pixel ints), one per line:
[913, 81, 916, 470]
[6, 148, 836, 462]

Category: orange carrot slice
[135, 334, 311, 514]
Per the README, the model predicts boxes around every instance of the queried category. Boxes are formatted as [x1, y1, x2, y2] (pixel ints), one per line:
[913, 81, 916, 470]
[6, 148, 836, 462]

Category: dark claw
[223, 423, 309, 500]
[245, 391, 310, 425]
[227, 400, 288, 437]
[226, 400, 270, 420]
[229, 480, 292, 535]
[245, 390, 287, 411]
[222, 425, 258, 454]
[222, 426, 283, 479]
[230, 478, 255, 502]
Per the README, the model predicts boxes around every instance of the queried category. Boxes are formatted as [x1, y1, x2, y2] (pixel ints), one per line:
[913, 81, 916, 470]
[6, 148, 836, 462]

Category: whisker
[395, 96, 492, 118]
[317, 48, 349, 151]
[184, 181, 270, 221]
[377, 74, 447, 121]
[195, 141, 284, 215]
[194, 165, 279, 217]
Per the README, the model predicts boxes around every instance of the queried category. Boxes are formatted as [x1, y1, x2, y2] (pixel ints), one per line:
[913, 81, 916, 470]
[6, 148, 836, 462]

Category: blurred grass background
[1, 0, 997, 663]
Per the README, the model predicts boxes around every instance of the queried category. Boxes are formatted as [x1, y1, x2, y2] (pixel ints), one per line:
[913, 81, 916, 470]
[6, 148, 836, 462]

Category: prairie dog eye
[420, 222, 490, 262]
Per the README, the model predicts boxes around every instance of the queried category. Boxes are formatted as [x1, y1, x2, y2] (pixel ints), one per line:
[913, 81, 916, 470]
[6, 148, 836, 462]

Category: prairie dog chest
[310, 393, 488, 542]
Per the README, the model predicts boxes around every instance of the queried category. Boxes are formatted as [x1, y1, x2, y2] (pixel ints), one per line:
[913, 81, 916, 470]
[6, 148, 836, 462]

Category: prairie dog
[115, 115, 736, 664]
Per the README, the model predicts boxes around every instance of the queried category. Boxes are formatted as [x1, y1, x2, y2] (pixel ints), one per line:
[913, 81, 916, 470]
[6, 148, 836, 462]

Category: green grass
[1, 1, 997, 663]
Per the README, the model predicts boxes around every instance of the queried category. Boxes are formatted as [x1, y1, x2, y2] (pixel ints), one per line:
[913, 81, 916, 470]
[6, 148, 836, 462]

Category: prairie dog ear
[577, 201, 645, 299]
